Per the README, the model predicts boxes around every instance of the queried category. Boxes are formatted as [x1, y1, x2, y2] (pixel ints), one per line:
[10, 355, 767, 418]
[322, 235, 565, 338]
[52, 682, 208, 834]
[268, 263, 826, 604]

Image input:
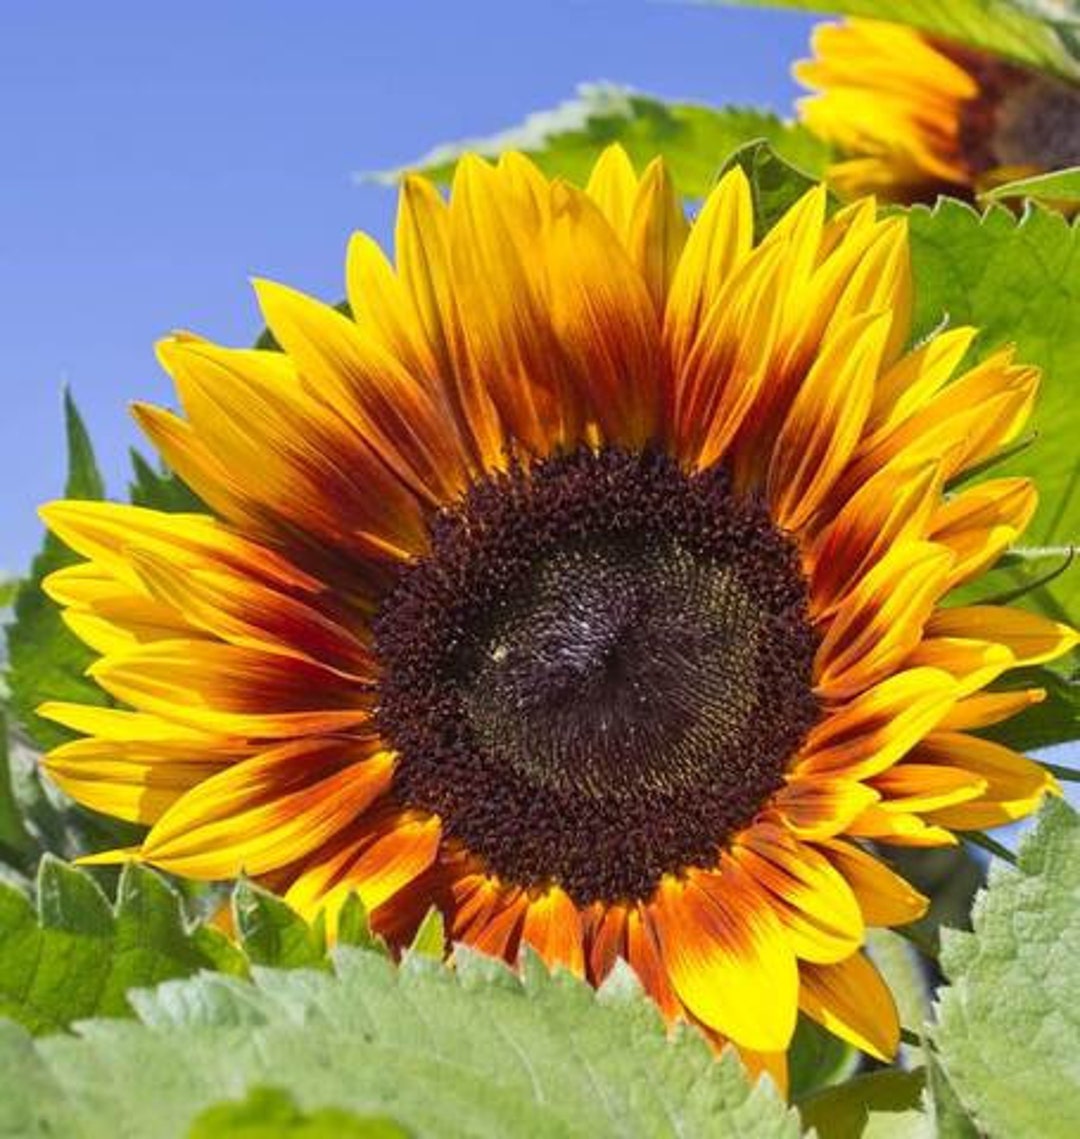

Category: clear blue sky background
[0, 0, 816, 573]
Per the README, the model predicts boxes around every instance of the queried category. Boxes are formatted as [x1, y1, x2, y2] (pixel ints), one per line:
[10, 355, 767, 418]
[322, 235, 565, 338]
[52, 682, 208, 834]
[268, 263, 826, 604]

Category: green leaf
[718, 0, 1080, 81]
[980, 664, 1080, 751]
[787, 1015, 859, 1102]
[0, 717, 32, 859]
[931, 798, 1080, 1138]
[922, 1045, 980, 1139]
[0, 858, 245, 1035]
[128, 448, 203, 513]
[374, 84, 829, 198]
[0, 579, 18, 609]
[798, 1069, 926, 1138]
[232, 880, 328, 969]
[405, 906, 445, 960]
[907, 201, 1080, 622]
[187, 1087, 411, 1139]
[5, 391, 110, 750]
[982, 165, 1080, 205]
[0, 947, 803, 1139]
[718, 138, 825, 239]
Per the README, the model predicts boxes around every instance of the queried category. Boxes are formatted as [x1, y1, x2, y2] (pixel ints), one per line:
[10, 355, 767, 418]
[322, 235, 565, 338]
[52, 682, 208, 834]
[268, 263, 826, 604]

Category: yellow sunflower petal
[653, 863, 799, 1052]
[772, 778, 880, 840]
[808, 457, 942, 617]
[584, 144, 639, 239]
[547, 181, 664, 450]
[915, 731, 1056, 829]
[396, 174, 505, 471]
[869, 763, 987, 812]
[815, 542, 955, 699]
[926, 606, 1079, 667]
[43, 738, 232, 825]
[767, 312, 888, 532]
[627, 157, 689, 312]
[794, 667, 957, 782]
[664, 165, 753, 375]
[815, 839, 928, 927]
[931, 478, 1038, 589]
[938, 687, 1046, 732]
[734, 826, 864, 964]
[138, 741, 394, 878]
[799, 952, 900, 1060]
[89, 641, 370, 737]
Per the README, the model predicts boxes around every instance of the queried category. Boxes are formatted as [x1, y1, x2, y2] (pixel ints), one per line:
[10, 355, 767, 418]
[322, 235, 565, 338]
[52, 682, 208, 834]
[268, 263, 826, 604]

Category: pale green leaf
[931, 798, 1080, 1138]
[982, 165, 1080, 204]
[187, 1087, 411, 1139]
[922, 1045, 981, 1139]
[717, 0, 1080, 81]
[0, 858, 245, 1035]
[405, 906, 445, 960]
[0, 946, 803, 1139]
[373, 84, 829, 197]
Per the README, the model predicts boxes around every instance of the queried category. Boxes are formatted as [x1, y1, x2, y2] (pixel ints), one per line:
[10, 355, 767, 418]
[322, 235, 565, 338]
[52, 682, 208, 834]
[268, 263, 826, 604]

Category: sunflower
[795, 18, 1080, 203]
[39, 147, 1075, 1084]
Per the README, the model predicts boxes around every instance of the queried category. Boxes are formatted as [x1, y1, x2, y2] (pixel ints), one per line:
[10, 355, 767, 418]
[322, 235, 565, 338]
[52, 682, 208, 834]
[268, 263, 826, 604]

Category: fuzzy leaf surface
[0, 949, 802, 1139]
[931, 798, 1080, 1138]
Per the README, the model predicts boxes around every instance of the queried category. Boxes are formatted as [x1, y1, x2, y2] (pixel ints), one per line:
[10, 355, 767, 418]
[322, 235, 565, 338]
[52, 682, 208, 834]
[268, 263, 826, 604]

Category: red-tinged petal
[138, 740, 394, 878]
[870, 763, 987, 813]
[772, 777, 880, 840]
[815, 542, 954, 700]
[733, 828, 863, 963]
[626, 905, 682, 1021]
[284, 811, 442, 934]
[794, 667, 956, 781]
[521, 885, 585, 977]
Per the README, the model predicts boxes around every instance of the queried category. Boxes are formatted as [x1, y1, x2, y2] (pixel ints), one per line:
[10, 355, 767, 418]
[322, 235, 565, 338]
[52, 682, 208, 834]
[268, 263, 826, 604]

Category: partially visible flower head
[796, 18, 1080, 203]
[38, 146, 1076, 1086]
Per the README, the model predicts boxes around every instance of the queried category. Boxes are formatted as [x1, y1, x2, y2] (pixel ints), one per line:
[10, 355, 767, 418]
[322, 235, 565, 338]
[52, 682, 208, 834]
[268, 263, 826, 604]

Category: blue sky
[0, 0, 815, 572]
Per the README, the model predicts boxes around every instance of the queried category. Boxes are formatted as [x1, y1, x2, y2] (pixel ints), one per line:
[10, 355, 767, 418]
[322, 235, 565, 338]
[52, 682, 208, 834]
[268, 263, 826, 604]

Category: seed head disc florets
[374, 448, 820, 905]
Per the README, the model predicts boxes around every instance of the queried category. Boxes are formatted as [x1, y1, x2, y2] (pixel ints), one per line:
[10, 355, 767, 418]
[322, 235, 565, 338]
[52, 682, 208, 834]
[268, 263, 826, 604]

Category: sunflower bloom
[39, 147, 1076, 1083]
[796, 18, 1080, 203]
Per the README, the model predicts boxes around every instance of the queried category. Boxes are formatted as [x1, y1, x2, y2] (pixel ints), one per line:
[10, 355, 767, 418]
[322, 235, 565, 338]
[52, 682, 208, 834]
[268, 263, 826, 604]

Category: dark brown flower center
[945, 43, 1080, 177]
[374, 448, 819, 905]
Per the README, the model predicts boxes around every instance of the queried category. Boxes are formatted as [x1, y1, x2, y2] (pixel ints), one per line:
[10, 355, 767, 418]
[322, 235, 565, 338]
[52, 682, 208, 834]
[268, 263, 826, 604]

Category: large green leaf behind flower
[931, 799, 1080, 1138]
[907, 201, 1080, 622]
[0, 943, 803, 1139]
[373, 83, 829, 197]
